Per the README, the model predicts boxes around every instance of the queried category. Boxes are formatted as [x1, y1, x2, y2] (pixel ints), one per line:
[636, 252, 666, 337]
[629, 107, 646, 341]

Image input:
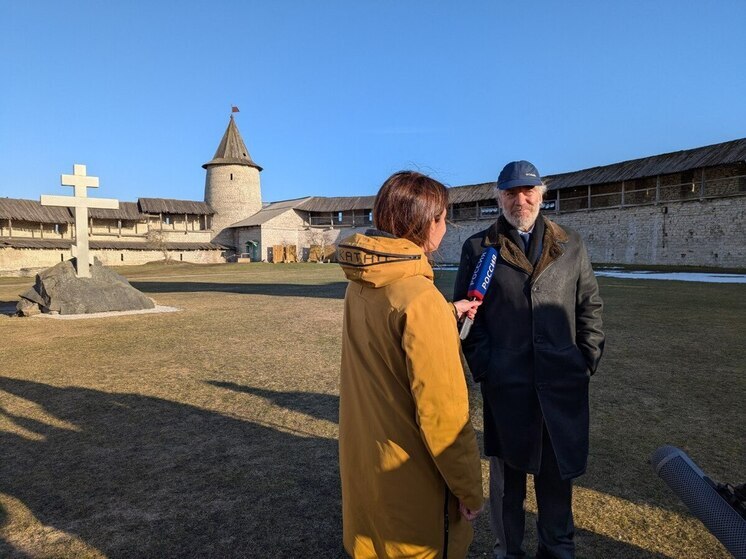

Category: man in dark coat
[454, 160, 605, 559]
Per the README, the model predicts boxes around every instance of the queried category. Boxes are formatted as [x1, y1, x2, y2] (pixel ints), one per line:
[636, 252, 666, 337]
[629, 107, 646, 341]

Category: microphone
[650, 445, 746, 558]
[459, 247, 498, 340]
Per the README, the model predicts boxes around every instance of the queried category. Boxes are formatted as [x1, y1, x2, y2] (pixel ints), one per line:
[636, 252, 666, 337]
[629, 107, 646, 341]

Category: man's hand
[459, 500, 484, 521]
[454, 299, 482, 320]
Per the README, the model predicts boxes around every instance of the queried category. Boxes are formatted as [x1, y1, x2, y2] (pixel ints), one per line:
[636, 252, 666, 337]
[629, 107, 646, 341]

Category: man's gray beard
[503, 207, 540, 232]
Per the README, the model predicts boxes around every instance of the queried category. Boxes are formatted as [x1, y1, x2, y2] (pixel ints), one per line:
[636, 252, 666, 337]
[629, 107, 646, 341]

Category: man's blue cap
[497, 160, 543, 190]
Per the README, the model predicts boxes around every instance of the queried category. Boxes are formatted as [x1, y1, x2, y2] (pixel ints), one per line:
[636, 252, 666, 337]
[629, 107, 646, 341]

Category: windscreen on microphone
[467, 247, 498, 301]
[651, 445, 746, 558]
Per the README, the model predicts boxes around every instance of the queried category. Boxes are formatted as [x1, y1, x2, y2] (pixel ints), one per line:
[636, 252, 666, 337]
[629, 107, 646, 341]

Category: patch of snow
[593, 270, 746, 284]
[33, 305, 181, 320]
[436, 266, 745, 283]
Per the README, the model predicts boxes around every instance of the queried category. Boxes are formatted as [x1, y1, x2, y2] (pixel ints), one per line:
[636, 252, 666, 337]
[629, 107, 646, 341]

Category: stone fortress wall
[3, 182, 743, 272]
[8, 192, 739, 271]
[432, 163, 745, 268]
[2, 117, 743, 272]
[433, 196, 744, 268]
[228, 185, 745, 268]
[0, 198, 226, 273]
[0, 247, 224, 276]
[0, 215, 213, 244]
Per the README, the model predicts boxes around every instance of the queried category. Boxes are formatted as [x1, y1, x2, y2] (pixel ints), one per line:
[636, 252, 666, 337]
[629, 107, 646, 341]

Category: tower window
[230, 173, 233, 180]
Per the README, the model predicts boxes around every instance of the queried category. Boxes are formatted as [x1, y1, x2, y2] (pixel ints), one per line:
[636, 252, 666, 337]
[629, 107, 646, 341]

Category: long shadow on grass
[207, 381, 339, 424]
[204, 385, 672, 558]
[130, 281, 348, 298]
[0, 376, 344, 558]
[467, 510, 670, 559]
[207, 383, 674, 558]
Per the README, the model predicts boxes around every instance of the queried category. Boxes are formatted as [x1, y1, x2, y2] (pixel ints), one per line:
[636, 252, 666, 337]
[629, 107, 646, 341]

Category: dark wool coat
[454, 215, 605, 480]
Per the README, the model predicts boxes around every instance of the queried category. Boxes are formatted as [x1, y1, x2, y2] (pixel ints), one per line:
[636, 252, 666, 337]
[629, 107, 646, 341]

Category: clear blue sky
[2, 1, 745, 204]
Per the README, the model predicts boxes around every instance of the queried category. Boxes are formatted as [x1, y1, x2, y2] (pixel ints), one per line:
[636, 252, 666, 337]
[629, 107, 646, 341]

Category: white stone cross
[41, 164, 119, 278]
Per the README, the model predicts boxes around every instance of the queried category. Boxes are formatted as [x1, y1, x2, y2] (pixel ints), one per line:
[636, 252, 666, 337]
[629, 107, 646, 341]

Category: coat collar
[484, 215, 569, 280]
[337, 232, 432, 287]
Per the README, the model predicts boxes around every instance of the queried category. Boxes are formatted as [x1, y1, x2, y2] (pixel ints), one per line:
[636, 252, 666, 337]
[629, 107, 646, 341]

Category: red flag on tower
[231, 106, 240, 113]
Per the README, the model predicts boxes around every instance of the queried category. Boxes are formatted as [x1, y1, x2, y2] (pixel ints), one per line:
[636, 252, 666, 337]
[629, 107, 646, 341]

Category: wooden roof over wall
[296, 196, 376, 212]
[0, 238, 226, 250]
[0, 238, 72, 249]
[138, 198, 215, 215]
[0, 197, 212, 222]
[89, 201, 144, 220]
[447, 182, 496, 204]
[0, 198, 74, 223]
[544, 137, 746, 191]
[88, 240, 226, 250]
[270, 137, 745, 212]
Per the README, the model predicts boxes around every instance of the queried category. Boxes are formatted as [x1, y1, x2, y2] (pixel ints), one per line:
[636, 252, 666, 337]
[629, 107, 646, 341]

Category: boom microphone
[651, 445, 746, 558]
[459, 247, 498, 340]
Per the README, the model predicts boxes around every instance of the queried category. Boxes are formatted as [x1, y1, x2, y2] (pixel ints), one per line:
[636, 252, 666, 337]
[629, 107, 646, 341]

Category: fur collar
[484, 215, 569, 281]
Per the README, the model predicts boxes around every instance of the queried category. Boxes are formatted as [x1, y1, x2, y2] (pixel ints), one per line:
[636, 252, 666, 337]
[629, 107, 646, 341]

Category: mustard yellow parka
[338, 232, 484, 559]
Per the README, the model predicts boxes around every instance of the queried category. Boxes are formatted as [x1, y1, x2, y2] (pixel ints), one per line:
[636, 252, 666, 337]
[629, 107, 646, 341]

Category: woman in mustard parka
[338, 171, 484, 559]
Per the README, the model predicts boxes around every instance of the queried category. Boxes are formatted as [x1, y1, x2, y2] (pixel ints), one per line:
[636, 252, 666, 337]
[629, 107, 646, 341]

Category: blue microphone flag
[460, 247, 498, 340]
[467, 247, 498, 301]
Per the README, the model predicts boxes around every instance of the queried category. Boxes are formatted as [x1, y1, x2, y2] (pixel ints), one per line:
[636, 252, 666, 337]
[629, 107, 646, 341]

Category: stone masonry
[433, 196, 745, 267]
[205, 164, 262, 246]
[0, 247, 225, 276]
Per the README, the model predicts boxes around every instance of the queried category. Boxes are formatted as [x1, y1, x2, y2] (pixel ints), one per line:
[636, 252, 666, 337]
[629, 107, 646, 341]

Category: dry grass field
[0, 261, 743, 558]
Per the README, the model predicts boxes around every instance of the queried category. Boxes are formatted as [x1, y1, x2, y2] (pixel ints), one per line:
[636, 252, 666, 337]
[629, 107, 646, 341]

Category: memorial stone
[17, 258, 155, 316]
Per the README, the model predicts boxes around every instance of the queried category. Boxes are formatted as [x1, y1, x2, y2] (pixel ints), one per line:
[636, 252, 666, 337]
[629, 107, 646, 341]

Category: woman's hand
[459, 500, 484, 522]
[453, 299, 482, 320]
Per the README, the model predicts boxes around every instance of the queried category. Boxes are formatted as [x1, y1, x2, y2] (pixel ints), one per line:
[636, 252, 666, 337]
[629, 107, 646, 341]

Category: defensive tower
[203, 115, 262, 247]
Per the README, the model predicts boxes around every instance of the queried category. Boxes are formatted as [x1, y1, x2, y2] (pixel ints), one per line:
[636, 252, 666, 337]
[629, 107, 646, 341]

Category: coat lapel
[485, 215, 568, 280]
[485, 217, 533, 276]
[531, 218, 568, 283]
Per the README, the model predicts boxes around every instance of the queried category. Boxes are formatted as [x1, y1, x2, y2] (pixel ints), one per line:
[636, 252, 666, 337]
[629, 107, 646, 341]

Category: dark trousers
[489, 428, 575, 559]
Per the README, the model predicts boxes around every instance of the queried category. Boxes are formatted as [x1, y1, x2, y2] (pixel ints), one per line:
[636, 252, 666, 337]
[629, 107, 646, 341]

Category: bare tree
[146, 230, 170, 262]
[309, 229, 333, 263]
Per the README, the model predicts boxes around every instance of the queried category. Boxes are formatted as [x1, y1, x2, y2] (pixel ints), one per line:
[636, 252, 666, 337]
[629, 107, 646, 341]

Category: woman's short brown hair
[373, 171, 449, 248]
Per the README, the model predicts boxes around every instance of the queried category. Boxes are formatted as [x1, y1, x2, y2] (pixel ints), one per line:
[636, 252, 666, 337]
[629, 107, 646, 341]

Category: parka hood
[337, 230, 433, 288]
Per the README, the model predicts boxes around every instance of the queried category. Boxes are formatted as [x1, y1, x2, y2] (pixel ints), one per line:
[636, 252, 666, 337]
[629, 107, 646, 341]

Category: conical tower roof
[202, 115, 262, 170]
